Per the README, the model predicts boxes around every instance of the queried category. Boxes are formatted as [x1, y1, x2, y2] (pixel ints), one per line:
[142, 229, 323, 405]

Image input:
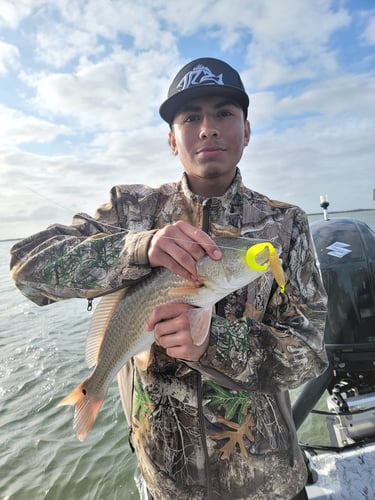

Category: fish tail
[57, 382, 104, 441]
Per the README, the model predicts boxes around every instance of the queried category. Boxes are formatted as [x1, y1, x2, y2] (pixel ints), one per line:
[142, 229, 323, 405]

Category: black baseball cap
[159, 57, 249, 124]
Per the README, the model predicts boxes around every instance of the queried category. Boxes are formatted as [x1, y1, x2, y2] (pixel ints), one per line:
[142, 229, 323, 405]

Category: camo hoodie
[10, 169, 328, 499]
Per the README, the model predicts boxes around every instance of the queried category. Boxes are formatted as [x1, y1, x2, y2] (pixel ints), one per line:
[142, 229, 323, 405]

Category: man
[10, 57, 328, 499]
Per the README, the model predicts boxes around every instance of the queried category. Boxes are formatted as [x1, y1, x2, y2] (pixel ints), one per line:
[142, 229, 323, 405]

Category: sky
[0, 0, 374, 240]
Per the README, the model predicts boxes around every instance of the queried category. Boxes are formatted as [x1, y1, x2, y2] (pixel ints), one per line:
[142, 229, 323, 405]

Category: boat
[292, 198, 375, 499]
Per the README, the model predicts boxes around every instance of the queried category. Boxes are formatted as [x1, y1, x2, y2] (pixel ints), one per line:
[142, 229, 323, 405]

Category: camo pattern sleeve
[10, 185, 160, 305]
[199, 209, 328, 392]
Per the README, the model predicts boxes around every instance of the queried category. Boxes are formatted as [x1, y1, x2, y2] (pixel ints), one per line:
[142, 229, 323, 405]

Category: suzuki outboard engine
[310, 216, 375, 447]
[293, 211, 375, 449]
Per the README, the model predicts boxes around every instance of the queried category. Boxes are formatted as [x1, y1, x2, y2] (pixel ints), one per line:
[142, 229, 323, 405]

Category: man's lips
[196, 145, 226, 155]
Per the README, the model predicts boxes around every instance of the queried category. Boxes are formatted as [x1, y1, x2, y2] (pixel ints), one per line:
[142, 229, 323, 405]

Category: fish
[57, 237, 285, 441]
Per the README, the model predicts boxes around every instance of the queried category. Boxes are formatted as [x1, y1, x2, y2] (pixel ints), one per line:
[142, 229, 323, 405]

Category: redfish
[57, 237, 285, 441]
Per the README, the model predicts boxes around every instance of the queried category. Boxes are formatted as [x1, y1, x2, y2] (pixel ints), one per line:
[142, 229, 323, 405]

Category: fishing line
[19, 181, 82, 216]
[17, 181, 266, 252]
[18, 183, 284, 310]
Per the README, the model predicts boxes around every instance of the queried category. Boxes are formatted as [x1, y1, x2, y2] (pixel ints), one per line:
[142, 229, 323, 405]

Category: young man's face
[169, 95, 250, 196]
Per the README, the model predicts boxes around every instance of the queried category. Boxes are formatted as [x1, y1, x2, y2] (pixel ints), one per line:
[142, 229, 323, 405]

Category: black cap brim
[159, 85, 249, 124]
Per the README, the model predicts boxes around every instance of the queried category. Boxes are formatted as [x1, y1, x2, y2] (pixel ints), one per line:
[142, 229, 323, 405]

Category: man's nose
[199, 116, 220, 139]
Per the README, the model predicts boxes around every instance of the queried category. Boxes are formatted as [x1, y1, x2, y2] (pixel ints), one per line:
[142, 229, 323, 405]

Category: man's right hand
[148, 221, 222, 281]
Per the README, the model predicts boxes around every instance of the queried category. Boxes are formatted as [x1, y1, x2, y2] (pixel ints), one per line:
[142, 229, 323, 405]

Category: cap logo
[177, 64, 224, 91]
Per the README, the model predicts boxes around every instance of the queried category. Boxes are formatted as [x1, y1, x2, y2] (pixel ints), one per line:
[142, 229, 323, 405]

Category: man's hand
[148, 220, 222, 281]
[146, 303, 210, 361]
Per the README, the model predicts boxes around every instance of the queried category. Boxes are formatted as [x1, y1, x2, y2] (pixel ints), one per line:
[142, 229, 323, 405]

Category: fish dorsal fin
[86, 288, 128, 368]
[188, 307, 213, 346]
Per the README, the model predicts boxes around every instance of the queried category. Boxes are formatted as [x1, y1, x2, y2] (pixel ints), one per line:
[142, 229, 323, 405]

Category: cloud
[0, 41, 20, 74]
[0, 0, 42, 29]
[277, 73, 375, 119]
[246, 71, 375, 134]
[242, 1, 351, 88]
[0, 147, 81, 239]
[34, 24, 105, 69]
[0, 121, 177, 240]
[0, 0, 374, 242]
[0, 104, 70, 145]
[156, 0, 351, 88]
[243, 112, 375, 213]
[30, 0, 177, 68]
[27, 48, 176, 131]
[361, 13, 375, 45]
[246, 0, 350, 43]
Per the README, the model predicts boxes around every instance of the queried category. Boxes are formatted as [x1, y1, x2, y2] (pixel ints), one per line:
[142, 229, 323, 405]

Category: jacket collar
[180, 168, 244, 205]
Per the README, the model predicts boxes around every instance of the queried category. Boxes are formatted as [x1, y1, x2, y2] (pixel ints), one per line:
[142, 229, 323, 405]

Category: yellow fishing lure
[245, 242, 285, 293]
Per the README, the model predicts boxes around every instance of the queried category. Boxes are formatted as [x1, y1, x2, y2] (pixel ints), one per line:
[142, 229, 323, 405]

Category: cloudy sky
[0, 0, 374, 240]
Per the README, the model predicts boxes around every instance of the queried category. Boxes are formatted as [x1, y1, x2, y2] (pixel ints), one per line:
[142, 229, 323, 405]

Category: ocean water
[1, 210, 375, 500]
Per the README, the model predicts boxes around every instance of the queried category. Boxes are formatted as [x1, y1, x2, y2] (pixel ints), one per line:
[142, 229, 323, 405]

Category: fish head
[196, 237, 285, 300]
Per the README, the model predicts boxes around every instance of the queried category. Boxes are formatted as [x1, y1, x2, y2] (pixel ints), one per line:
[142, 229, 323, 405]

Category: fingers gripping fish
[57, 237, 285, 441]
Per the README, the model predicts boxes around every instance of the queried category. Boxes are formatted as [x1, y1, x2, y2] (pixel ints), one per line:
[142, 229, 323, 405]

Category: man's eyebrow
[214, 99, 241, 109]
[178, 99, 240, 114]
[179, 104, 201, 113]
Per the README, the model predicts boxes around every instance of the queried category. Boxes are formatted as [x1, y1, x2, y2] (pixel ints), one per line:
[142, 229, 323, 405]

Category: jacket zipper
[202, 199, 211, 234]
[200, 198, 212, 499]
[197, 372, 212, 499]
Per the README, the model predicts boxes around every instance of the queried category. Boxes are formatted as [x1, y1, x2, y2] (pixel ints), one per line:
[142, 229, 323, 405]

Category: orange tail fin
[57, 382, 104, 442]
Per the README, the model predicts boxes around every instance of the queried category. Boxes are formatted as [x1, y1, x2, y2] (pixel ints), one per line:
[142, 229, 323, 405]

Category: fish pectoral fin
[188, 307, 213, 346]
[134, 347, 152, 371]
[56, 381, 104, 442]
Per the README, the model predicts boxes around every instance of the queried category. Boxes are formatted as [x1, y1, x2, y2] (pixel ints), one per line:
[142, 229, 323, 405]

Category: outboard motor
[310, 215, 375, 447]
[293, 202, 375, 449]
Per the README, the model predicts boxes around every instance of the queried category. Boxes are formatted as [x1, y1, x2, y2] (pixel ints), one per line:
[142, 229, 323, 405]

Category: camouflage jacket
[10, 169, 328, 499]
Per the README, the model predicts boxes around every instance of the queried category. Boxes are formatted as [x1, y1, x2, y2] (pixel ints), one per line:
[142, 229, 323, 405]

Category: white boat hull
[306, 443, 375, 499]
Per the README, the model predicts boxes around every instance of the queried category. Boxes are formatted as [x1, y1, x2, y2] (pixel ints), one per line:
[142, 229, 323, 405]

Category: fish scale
[87, 269, 200, 390]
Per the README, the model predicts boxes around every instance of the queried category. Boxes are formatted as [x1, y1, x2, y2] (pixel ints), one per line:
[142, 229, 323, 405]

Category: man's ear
[168, 130, 178, 155]
[244, 120, 251, 146]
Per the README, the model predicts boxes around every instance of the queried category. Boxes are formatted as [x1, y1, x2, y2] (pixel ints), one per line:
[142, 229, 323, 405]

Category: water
[1, 210, 375, 499]
[0, 251, 138, 499]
